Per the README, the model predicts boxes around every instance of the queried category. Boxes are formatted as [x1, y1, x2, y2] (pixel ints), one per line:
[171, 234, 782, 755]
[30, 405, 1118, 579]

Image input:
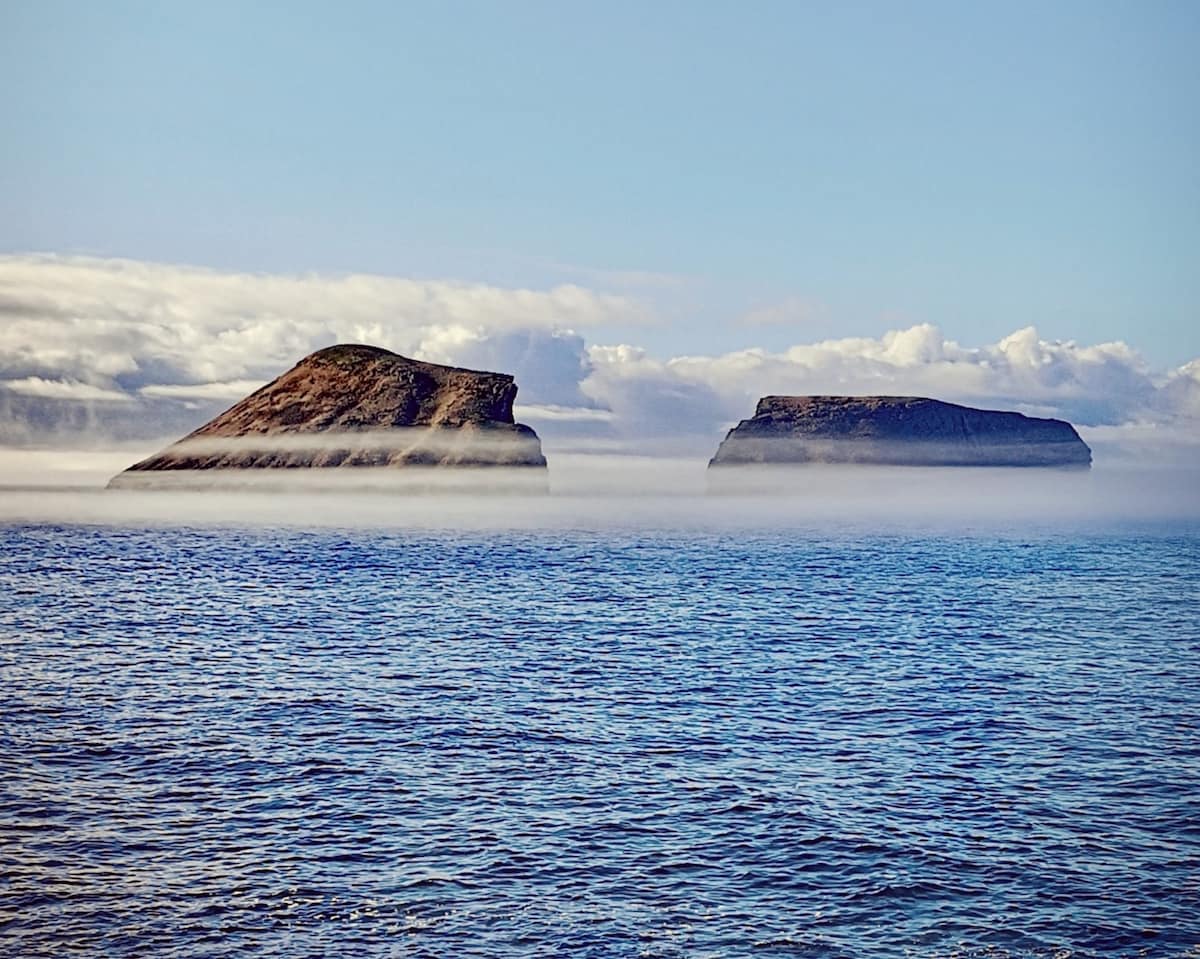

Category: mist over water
[0, 448, 1197, 532]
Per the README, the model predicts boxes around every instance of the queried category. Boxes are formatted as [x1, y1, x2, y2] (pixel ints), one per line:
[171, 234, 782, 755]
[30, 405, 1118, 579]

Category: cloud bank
[1, 254, 1196, 461]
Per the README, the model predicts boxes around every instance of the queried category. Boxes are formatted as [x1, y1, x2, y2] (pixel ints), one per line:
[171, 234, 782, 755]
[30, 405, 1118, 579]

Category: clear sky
[2, 0, 1197, 365]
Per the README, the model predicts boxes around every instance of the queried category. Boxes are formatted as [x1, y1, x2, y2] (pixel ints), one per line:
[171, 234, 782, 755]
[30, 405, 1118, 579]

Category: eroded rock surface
[112, 344, 547, 479]
[709, 396, 1092, 468]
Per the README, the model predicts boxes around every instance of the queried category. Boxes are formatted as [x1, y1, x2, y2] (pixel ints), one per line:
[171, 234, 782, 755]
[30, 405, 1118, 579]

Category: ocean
[2, 468, 1199, 957]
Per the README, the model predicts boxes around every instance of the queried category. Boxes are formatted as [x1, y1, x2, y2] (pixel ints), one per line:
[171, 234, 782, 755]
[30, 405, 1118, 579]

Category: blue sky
[3, 0, 1197, 365]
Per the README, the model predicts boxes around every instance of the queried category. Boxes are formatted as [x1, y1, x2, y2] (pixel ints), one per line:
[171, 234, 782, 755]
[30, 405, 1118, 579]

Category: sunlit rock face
[109, 344, 547, 484]
[709, 396, 1092, 468]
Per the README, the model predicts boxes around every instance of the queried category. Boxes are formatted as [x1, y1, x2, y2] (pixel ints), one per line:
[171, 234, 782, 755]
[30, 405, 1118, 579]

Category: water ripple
[1, 523, 1198, 956]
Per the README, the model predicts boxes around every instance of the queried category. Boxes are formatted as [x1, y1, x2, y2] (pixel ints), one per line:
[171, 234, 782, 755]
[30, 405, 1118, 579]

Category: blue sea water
[2, 504, 1199, 957]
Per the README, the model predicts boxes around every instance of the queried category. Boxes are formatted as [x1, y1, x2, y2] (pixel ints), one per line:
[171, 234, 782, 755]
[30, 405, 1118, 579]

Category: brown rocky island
[709, 396, 1092, 468]
[109, 344, 547, 487]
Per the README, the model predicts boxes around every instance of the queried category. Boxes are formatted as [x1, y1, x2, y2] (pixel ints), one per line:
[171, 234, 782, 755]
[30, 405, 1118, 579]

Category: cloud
[138, 380, 270, 401]
[649, 323, 1190, 430]
[514, 405, 615, 423]
[0, 254, 1196, 463]
[1157, 359, 1200, 420]
[418, 327, 598, 409]
[0, 253, 649, 391]
[3, 377, 133, 402]
[578, 344, 731, 454]
[571, 323, 1198, 456]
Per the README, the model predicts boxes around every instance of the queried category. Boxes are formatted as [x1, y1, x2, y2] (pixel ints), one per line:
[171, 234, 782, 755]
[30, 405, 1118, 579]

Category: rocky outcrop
[709, 396, 1092, 468]
[111, 344, 546, 481]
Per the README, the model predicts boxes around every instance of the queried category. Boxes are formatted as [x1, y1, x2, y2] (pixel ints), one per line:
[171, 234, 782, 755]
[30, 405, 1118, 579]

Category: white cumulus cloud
[0, 254, 1196, 463]
[0, 253, 649, 392]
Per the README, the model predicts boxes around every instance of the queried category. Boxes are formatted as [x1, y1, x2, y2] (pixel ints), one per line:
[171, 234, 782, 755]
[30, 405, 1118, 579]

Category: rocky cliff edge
[708, 396, 1091, 468]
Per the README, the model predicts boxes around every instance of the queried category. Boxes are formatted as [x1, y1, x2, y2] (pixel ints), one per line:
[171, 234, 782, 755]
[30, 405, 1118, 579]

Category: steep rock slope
[114, 344, 547, 475]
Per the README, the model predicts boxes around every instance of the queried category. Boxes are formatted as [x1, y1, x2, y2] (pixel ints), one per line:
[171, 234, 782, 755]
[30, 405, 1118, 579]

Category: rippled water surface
[2, 513, 1199, 957]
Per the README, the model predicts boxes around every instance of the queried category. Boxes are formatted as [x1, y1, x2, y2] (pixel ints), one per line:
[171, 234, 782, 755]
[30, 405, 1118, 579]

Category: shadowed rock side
[709, 396, 1092, 468]
[111, 344, 546, 481]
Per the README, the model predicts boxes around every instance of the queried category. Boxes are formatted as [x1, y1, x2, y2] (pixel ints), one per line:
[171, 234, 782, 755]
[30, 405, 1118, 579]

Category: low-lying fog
[1, 445, 1197, 532]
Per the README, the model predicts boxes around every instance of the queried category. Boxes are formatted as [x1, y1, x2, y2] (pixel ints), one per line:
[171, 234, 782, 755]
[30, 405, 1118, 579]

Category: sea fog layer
[0, 447, 1198, 532]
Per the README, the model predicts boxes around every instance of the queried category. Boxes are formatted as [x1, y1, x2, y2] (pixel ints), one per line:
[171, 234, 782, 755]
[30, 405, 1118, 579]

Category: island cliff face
[114, 344, 546, 477]
[709, 396, 1091, 468]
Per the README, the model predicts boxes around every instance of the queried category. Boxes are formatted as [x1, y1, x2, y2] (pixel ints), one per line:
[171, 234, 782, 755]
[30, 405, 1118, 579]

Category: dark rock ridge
[709, 396, 1092, 468]
[112, 344, 547, 478]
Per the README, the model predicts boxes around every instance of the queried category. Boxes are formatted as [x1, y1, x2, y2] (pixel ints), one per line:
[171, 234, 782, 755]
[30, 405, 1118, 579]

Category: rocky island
[109, 344, 546, 487]
[709, 396, 1092, 468]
